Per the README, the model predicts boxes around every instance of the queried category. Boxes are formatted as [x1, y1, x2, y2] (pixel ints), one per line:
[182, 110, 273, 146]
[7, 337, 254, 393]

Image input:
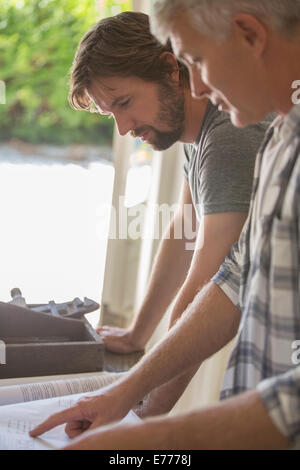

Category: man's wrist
[133, 390, 172, 419]
[128, 322, 152, 350]
[115, 369, 148, 413]
[122, 326, 145, 351]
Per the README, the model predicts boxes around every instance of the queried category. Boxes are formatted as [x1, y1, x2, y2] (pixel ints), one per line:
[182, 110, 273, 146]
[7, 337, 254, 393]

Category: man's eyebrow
[110, 95, 130, 109]
[96, 95, 130, 115]
[90, 90, 129, 115]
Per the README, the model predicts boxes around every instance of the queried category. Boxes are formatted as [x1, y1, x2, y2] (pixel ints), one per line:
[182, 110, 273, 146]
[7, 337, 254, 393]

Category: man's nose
[114, 113, 134, 137]
[189, 67, 211, 99]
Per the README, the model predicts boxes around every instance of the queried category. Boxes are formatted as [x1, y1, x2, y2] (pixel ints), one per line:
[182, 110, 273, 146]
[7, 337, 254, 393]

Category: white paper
[0, 372, 123, 405]
[0, 391, 141, 450]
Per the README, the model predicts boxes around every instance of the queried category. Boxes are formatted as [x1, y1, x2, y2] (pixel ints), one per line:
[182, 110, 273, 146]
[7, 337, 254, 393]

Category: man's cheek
[202, 70, 226, 100]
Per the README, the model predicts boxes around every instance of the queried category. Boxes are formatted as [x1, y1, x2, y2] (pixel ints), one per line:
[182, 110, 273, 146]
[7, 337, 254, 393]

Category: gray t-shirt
[184, 101, 272, 219]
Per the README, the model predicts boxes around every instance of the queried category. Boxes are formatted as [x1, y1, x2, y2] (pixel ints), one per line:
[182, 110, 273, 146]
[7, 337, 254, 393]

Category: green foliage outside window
[0, 0, 132, 145]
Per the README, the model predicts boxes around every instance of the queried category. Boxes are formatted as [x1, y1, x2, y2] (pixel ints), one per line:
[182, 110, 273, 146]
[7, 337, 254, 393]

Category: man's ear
[233, 13, 268, 58]
[159, 51, 180, 82]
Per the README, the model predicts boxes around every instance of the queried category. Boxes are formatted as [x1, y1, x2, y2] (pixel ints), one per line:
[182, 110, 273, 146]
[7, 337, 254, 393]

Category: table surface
[104, 349, 143, 373]
[0, 349, 144, 387]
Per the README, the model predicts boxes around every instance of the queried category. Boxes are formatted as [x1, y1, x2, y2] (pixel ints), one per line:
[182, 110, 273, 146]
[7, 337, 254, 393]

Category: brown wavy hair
[69, 11, 190, 112]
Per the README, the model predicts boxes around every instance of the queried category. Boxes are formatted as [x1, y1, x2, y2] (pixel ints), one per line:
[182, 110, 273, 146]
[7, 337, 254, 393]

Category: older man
[30, 1, 300, 449]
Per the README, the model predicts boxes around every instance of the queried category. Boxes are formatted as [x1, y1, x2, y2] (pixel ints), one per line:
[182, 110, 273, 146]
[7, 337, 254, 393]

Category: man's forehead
[89, 79, 115, 99]
[170, 33, 202, 68]
[170, 14, 203, 60]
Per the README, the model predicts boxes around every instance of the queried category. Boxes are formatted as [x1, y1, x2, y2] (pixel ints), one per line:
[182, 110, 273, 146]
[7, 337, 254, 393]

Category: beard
[131, 80, 185, 151]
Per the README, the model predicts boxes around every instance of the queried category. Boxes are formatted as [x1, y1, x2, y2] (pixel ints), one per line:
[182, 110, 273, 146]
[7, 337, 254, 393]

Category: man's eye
[120, 99, 130, 108]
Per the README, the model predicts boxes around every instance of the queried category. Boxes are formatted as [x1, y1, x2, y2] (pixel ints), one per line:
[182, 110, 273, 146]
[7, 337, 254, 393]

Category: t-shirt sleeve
[197, 119, 264, 215]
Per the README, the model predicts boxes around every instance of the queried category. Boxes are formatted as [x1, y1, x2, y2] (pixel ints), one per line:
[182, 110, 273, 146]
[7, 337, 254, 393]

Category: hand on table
[96, 326, 144, 354]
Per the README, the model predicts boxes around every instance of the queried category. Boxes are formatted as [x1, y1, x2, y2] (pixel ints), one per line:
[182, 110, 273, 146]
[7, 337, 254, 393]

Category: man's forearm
[137, 212, 247, 417]
[139, 266, 213, 417]
[136, 364, 199, 418]
[158, 389, 290, 449]
[130, 216, 195, 346]
[65, 389, 290, 450]
[136, 274, 217, 418]
[119, 282, 241, 408]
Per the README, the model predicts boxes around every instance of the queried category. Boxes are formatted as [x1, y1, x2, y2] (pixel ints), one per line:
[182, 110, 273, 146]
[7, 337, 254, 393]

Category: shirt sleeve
[257, 365, 300, 448]
[212, 240, 242, 308]
[198, 118, 260, 215]
[211, 206, 252, 308]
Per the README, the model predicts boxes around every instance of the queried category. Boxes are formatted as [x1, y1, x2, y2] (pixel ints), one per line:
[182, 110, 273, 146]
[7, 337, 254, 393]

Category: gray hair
[151, 0, 300, 43]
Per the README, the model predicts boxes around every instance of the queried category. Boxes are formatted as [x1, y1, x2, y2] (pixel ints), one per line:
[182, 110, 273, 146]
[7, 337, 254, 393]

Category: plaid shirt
[213, 104, 300, 447]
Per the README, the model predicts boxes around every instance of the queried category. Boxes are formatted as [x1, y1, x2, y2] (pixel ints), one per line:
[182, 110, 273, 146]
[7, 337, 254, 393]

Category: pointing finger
[29, 405, 82, 437]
